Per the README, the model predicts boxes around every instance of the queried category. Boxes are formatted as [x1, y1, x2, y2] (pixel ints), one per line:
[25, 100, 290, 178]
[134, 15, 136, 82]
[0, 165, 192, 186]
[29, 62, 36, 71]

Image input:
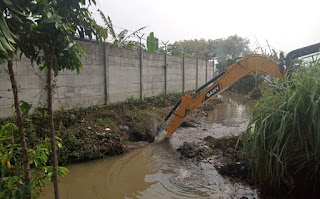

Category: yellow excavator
[164, 42, 320, 136]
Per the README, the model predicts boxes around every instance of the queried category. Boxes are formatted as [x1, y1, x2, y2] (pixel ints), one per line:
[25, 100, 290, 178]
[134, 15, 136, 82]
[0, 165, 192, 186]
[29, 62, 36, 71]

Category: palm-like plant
[99, 11, 146, 49]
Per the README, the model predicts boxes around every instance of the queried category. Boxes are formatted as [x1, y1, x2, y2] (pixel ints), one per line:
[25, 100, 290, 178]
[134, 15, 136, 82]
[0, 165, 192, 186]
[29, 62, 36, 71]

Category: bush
[0, 123, 68, 199]
[242, 59, 320, 195]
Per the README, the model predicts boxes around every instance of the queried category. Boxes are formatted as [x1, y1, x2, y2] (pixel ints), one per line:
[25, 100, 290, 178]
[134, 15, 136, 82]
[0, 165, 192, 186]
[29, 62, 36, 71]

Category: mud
[177, 135, 250, 183]
[40, 92, 258, 199]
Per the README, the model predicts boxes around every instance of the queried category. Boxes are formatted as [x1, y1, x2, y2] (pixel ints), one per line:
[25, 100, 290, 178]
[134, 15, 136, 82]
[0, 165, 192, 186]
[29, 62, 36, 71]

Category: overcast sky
[91, 0, 320, 53]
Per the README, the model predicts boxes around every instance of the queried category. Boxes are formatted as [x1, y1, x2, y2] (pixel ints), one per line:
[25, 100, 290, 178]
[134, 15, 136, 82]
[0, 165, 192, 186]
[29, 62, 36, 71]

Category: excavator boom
[165, 54, 285, 136]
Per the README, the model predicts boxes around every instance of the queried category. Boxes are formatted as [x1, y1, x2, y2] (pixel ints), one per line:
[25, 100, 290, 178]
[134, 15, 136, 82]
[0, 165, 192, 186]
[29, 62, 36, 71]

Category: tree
[100, 14, 146, 50]
[1, 1, 107, 199]
[162, 35, 250, 61]
[168, 35, 252, 94]
[157, 42, 193, 57]
[208, 35, 251, 71]
[147, 32, 156, 52]
[174, 39, 208, 56]
[209, 35, 253, 94]
[0, 1, 33, 198]
[26, 1, 107, 199]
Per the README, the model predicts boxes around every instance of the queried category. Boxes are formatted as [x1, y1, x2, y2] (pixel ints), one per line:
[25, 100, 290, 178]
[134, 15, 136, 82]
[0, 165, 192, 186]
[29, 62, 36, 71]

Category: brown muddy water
[40, 92, 256, 199]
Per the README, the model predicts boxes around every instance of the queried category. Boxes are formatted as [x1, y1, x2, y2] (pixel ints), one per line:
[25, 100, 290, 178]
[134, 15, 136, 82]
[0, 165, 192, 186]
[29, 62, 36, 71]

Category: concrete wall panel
[0, 41, 213, 117]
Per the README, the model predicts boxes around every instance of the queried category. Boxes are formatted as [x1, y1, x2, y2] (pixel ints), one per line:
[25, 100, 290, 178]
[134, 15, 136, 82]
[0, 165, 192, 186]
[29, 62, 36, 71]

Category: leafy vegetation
[0, 1, 17, 64]
[0, 92, 184, 166]
[242, 58, 320, 195]
[0, 123, 68, 199]
[1, 1, 108, 198]
[159, 35, 250, 61]
[147, 32, 157, 52]
[210, 35, 251, 72]
[99, 13, 146, 50]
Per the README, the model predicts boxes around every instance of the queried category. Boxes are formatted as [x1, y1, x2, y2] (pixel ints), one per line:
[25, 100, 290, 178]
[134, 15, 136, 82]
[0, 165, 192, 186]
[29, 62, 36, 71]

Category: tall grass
[242, 58, 320, 193]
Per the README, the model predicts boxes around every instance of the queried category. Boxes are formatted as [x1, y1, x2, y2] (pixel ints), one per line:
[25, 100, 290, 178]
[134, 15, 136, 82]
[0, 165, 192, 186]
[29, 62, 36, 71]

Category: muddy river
[40, 92, 256, 199]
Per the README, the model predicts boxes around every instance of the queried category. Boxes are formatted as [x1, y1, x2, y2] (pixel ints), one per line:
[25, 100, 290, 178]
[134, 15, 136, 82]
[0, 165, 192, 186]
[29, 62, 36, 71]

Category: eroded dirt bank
[40, 92, 258, 199]
[0, 93, 187, 165]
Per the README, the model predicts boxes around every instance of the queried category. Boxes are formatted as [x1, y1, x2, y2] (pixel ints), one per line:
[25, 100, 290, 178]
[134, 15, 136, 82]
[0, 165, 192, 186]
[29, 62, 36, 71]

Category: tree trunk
[7, 60, 32, 199]
[47, 65, 60, 199]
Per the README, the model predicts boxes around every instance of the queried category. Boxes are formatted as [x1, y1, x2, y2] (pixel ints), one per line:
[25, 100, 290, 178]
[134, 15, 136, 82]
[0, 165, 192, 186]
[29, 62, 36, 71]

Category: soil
[0, 92, 224, 165]
[175, 119, 320, 199]
[177, 135, 250, 182]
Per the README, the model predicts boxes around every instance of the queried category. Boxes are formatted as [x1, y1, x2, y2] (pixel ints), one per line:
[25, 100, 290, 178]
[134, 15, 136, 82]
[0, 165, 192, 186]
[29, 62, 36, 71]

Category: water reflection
[207, 92, 255, 123]
[40, 146, 157, 199]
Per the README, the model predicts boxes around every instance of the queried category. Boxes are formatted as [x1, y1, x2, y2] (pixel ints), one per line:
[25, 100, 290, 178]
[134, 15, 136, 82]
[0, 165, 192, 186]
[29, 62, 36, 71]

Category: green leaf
[12, 190, 19, 199]
[20, 101, 32, 117]
[3, 0, 13, 5]
[0, 37, 15, 52]
[35, 107, 48, 117]
[39, 180, 45, 187]
[0, 24, 15, 44]
[8, 177, 15, 189]
[58, 166, 69, 176]
[0, 40, 7, 52]
[1, 153, 8, 165]
[0, 16, 16, 43]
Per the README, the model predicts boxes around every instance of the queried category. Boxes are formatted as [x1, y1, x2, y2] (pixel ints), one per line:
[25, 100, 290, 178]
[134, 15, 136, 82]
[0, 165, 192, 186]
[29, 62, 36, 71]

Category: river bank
[40, 92, 259, 199]
[0, 92, 223, 165]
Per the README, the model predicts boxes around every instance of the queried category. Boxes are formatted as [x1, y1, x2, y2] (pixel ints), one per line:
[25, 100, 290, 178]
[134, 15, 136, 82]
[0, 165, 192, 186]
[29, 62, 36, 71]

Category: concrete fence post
[182, 53, 185, 93]
[137, 34, 144, 100]
[205, 57, 208, 83]
[103, 43, 109, 105]
[164, 53, 167, 95]
[139, 45, 143, 100]
[196, 54, 199, 89]
[213, 59, 215, 77]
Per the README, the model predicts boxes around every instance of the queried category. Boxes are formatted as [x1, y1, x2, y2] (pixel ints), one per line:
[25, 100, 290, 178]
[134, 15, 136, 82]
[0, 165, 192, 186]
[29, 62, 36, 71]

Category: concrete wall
[143, 51, 165, 98]
[0, 40, 214, 118]
[107, 46, 141, 103]
[54, 41, 105, 110]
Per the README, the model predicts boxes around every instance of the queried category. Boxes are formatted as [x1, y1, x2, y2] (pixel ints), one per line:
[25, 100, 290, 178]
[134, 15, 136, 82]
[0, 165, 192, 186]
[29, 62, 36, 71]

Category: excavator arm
[165, 54, 285, 136]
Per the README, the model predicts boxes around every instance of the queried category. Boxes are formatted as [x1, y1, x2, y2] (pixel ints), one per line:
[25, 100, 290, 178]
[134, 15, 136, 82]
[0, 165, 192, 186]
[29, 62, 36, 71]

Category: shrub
[0, 123, 68, 198]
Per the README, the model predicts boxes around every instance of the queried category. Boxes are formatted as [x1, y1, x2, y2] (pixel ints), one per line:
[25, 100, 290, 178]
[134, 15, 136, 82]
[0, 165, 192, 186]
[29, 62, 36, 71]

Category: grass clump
[242, 59, 320, 196]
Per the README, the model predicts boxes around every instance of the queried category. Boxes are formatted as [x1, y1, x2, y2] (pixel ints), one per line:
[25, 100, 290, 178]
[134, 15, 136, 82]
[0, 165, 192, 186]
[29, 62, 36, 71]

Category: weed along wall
[0, 40, 214, 118]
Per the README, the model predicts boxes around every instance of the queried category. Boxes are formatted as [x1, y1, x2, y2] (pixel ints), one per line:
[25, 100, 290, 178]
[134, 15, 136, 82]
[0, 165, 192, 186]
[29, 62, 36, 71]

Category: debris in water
[154, 130, 168, 142]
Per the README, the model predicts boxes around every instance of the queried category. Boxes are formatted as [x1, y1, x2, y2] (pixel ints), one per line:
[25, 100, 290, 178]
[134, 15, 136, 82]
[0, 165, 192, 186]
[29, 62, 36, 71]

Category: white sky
[92, 0, 320, 53]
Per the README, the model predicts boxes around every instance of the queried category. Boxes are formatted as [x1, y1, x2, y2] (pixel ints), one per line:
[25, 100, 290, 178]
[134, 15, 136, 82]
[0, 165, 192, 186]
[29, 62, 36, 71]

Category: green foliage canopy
[159, 35, 250, 64]
[147, 32, 156, 53]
